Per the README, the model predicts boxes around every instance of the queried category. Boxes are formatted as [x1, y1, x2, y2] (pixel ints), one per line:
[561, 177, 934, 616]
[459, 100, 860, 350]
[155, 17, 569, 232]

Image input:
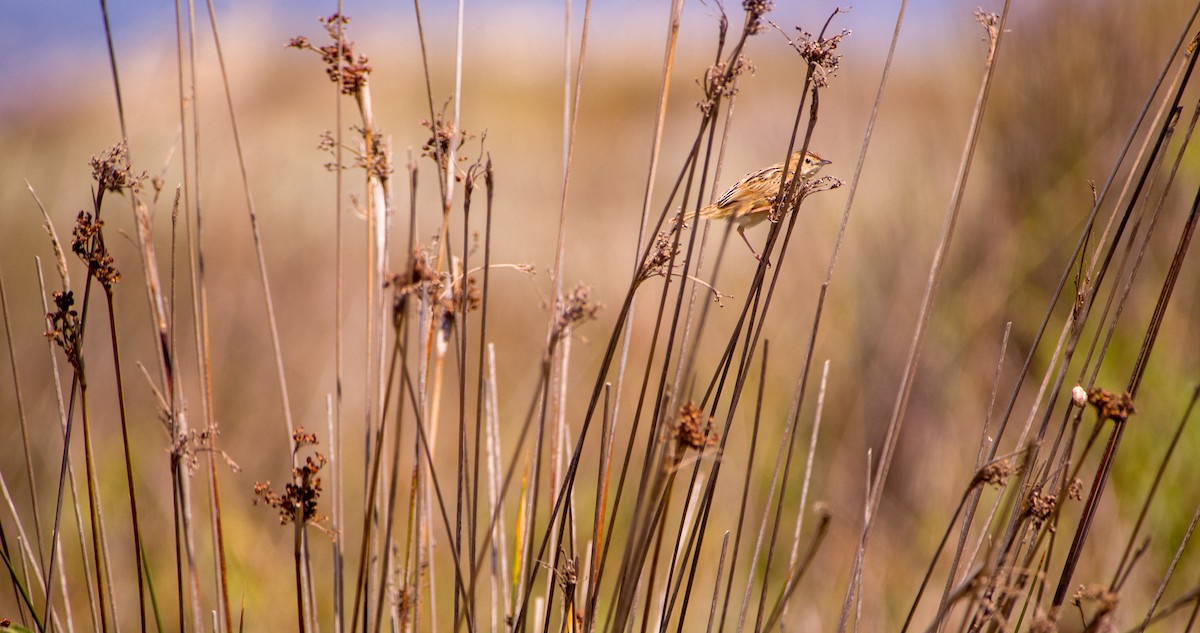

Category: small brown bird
[687, 150, 831, 261]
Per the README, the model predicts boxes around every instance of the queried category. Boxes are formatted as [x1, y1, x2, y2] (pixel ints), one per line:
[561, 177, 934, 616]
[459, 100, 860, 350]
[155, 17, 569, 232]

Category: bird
[685, 150, 831, 262]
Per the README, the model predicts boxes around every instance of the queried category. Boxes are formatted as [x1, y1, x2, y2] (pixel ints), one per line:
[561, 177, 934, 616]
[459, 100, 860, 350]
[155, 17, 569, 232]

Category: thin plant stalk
[101, 282, 148, 631]
[837, 8, 1010, 628]
[201, 0, 298, 455]
[0, 268, 45, 582]
[35, 256, 88, 633]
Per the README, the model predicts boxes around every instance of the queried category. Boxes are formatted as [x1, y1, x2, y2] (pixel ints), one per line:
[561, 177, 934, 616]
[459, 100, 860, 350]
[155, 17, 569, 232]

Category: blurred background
[1, 0, 1198, 630]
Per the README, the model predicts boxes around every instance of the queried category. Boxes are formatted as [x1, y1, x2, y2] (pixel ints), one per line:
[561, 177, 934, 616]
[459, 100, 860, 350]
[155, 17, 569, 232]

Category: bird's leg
[737, 226, 771, 268]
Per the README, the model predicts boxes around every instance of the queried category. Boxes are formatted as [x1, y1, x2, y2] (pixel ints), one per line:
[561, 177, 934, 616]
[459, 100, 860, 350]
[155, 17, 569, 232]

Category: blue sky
[0, 0, 979, 125]
[2, 0, 952, 82]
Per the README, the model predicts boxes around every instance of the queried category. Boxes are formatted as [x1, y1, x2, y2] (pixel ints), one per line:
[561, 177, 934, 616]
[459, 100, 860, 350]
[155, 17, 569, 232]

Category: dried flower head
[1026, 488, 1056, 526]
[45, 290, 80, 365]
[639, 231, 680, 283]
[1086, 388, 1135, 423]
[801, 174, 845, 196]
[672, 402, 718, 453]
[1067, 477, 1084, 501]
[556, 283, 601, 334]
[315, 126, 391, 179]
[550, 552, 578, 597]
[386, 246, 439, 307]
[385, 249, 482, 333]
[742, 1, 774, 34]
[253, 428, 328, 527]
[353, 125, 391, 180]
[170, 429, 238, 475]
[91, 141, 145, 194]
[1028, 612, 1056, 633]
[317, 129, 337, 154]
[421, 107, 475, 180]
[786, 27, 851, 88]
[975, 458, 1015, 488]
[770, 174, 844, 222]
[453, 274, 482, 314]
[72, 211, 121, 288]
[974, 9, 1001, 42]
[173, 429, 209, 473]
[288, 13, 371, 95]
[697, 55, 755, 116]
[1071, 584, 1119, 615]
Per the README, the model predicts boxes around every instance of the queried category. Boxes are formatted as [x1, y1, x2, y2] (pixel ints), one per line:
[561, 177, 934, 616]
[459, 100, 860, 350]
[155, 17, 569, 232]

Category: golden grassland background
[1, 0, 1198, 629]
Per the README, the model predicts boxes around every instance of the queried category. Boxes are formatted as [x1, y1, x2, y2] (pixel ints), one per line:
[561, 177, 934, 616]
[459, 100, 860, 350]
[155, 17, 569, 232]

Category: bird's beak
[817, 159, 832, 166]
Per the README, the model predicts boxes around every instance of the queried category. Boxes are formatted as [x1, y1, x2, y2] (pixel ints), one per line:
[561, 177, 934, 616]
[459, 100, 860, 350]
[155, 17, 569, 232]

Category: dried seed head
[790, 27, 851, 88]
[1086, 388, 1135, 423]
[288, 13, 372, 95]
[72, 211, 121, 288]
[90, 141, 145, 194]
[697, 55, 755, 116]
[975, 458, 1016, 488]
[974, 9, 1001, 43]
[421, 107, 476, 179]
[1067, 477, 1084, 501]
[45, 290, 81, 366]
[352, 125, 391, 179]
[742, 1, 774, 34]
[639, 231, 679, 283]
[254, 428, 328, 527]
[1028, 613, 1056, 633]
[556, 283, 601, 333]
[672, 402, 718, 453]
[1072, 584, 1119, 614]
[1026, 488, 1056, 526]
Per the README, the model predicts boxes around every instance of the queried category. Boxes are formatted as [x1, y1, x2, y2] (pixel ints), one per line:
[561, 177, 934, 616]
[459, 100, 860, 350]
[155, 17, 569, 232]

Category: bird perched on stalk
[685, 150, 831, 262]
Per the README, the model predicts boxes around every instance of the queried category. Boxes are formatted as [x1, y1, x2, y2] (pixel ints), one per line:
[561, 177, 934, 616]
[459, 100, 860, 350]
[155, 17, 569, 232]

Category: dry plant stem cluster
[582, 11, 848, 633]
[890, 11, 1200, 633]
[838, 7, 1011, 629]
[5, 2, 1200, 633]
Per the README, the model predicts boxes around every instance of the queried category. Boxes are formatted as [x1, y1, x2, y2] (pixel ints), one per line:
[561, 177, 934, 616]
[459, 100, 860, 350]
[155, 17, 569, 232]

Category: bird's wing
[715, 165, 783, 210]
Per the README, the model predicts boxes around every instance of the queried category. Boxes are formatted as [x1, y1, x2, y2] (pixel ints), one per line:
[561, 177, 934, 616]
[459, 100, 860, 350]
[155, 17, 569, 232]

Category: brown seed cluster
[45, 291, 80, 366]
[1067, 477, 1084, 501]
[556, 283, 601, 334]
[288, 13, 371, 96]
[385, 247, 481, 330]
[1028, 613, 1056, 633]
[551, 554, 578, 596]
[673, 402, 718, 453]
[1086, 388, 1135, 423]
[422, 111, 457, 162]
[72, 211, 121, 289]
[353, 125, 391, 180]
[1025, 488, 1056, 527]
[420, 108, 475, 180]
[171, 428, 223, 474]
[697, 55, 755, 116]
[742, 0, 774, 34]
[90, 141, 144, 194]
[1071, 584, 1119, 618]
[639, 231, 680, 283]
[974, 9, 1001, 44]
[253, 428, 328, 527]
[975, 458, 1016, 489]
[789, 27, 850, 88]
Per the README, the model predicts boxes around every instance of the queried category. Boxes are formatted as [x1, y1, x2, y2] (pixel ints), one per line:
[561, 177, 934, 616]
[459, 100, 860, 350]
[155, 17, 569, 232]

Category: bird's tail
[676, 205, 714, 227]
